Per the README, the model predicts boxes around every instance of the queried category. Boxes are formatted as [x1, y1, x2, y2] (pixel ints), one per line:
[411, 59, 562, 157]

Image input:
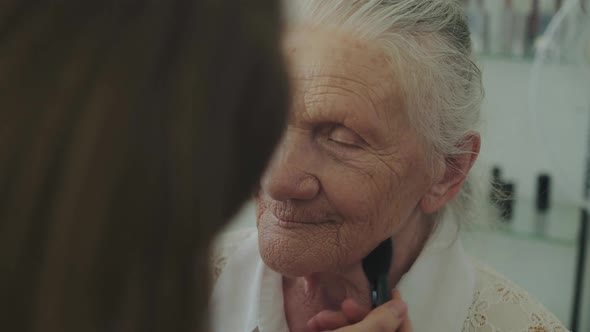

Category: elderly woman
[211, 1, 568, 331]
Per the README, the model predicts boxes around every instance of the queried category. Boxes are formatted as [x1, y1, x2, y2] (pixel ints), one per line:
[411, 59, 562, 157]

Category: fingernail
[387, 299, 407, 318]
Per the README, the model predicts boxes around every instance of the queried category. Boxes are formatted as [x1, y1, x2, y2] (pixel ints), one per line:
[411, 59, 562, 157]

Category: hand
[307, 290, 412, 332]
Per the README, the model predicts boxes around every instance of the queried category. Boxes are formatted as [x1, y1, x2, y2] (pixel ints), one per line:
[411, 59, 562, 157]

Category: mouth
[258, 198, 340, 228]
[271, 212, 335, 228]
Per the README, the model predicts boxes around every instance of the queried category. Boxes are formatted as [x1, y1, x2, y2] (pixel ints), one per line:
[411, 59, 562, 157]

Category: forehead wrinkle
[302, 89, 362, 130]
[285, 30, 407, 147]
[295, 67, 389, 124]
[304, 84, 374, 118]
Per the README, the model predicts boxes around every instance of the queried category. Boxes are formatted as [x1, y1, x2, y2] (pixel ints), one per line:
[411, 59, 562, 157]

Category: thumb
[332, 298, 407, 332]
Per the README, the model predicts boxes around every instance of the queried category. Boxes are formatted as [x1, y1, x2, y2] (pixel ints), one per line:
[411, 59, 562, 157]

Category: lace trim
[462, 261, 569, 332]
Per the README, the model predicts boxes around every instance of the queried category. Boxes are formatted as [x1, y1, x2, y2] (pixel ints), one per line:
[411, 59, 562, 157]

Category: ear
[420, 132, 481, 214]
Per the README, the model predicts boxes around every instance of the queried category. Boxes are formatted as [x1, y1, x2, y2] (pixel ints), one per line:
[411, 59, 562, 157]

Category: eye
[327, 126, 365, 148]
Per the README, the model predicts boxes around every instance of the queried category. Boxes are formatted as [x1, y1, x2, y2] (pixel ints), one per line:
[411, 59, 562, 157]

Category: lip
[277, 218, 317, 224]
[271, 212, 333, 228]
[271, 211, 325, 224]
[276, 218, 332, 229]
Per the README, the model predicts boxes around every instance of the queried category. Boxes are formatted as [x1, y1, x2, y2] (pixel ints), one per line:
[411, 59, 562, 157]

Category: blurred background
[226, 0, 590, 330]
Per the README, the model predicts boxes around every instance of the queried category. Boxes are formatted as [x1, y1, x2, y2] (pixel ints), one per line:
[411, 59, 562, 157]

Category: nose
[260, 133, 320, 202]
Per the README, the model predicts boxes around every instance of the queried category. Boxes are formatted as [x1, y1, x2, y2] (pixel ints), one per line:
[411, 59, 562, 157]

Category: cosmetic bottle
[535, 174, 551, 236]
[525, 0, 541, 57]
[490, 166, 503, 205]
[511, 1, 528, 57]
[501, 0, 515, 56]
[499, 182, 515, 222]
[467, 0, 489, 54]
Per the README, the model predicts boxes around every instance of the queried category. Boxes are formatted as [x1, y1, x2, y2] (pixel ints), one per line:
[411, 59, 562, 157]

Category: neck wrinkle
[389, 212, 435, 287]
[283, 212, 434, 332]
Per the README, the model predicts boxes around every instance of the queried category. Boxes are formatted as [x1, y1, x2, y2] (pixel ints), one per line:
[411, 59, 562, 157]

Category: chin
[259, 243, 330, 277]
[257, 223, 361, 277]
[260, 252, 318, 277]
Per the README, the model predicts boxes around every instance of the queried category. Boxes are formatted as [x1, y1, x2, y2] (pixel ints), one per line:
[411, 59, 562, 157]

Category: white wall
[477, 58, 590, 207]
[464, 56, 589, 330]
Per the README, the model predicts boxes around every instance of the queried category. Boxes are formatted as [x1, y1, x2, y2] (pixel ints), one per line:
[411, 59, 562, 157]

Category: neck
[283, 214, 434, 332]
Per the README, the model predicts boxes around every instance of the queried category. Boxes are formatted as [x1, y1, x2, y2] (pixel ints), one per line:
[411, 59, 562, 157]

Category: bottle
[535, 174, 551, 236]
[540, 0, 561, 34]
[511, 1, 529, 56]
[553, 0, 564, 61]
[480, 0, 490, 54]
[556, 0, 563, 11]
[499, 182, 515, 222]
[467, 0, 489, 54]
[537, 0, 564, 60]
[490, 166, 503, 205]
[501, 0, 515, 56]
[525, 0, 541, 57]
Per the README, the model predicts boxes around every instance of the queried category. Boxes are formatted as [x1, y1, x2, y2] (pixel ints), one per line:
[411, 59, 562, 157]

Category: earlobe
[419, 132, 481, 214]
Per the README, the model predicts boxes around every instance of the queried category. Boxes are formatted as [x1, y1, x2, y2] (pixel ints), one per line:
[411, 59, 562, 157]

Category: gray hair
[284, 0, 484, 223]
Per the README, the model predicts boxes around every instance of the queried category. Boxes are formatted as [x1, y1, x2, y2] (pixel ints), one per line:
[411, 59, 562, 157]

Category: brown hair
[0, 1, 286, 331]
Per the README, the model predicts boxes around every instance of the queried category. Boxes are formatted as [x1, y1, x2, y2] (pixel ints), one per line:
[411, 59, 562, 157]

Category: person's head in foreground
[0, 1, 286, 332]
[211, 1, 569, 331]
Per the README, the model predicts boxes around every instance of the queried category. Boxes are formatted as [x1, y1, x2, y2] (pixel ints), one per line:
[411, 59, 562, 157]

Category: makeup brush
[362, 238, 393, 309]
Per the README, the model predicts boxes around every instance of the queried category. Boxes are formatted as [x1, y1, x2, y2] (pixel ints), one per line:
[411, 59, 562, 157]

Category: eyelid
[328, 125, 366, 147]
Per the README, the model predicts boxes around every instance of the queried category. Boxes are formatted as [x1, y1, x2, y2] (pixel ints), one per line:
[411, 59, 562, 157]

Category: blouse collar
[210, 219, 474, 332]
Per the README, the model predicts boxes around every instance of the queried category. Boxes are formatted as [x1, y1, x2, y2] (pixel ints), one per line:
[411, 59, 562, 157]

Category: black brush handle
[363, 238, 393, 309]
[372, 274, 391, 308]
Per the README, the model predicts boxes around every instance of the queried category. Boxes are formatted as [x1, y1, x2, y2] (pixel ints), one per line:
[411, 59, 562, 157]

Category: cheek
[383, 160, 433, 228]
[319, 165, 397, 244]
[323, 159, 423, 236]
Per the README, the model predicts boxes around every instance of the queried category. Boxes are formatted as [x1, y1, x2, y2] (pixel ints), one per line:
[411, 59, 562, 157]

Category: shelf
[476, 52, 587, 68]
[478, 53, 536, 63]
[465, 200, 581, 247]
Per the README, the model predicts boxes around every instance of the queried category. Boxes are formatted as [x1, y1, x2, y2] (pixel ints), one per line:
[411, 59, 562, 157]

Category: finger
[395, 290, 412, 332]
[340, 289, 401, 323]
[333, 298, 407, 332]
[341, 298, 370, 323]
[399, 314, 413, 332]
[307, 310, 351, 332]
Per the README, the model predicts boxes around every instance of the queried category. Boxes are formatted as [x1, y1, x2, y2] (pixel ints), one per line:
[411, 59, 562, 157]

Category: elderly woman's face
[255, 28, 434, 276]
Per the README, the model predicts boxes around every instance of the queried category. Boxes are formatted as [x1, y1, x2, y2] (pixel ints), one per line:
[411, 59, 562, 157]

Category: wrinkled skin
[256, 26, 434, 281]
[255, 27, 479, 332]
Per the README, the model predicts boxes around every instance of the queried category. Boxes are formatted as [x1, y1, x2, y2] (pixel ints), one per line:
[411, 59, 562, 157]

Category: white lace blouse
[210, 221, 568, 332]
